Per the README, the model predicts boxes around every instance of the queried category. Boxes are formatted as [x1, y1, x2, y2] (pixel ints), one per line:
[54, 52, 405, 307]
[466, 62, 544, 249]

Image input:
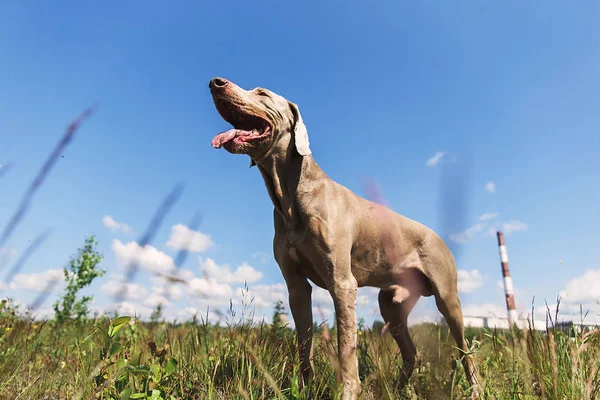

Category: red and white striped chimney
[497, 231, 518, 327]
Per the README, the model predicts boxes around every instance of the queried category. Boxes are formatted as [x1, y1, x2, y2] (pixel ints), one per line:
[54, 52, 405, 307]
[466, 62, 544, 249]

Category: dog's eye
[256, 90, 270, 97]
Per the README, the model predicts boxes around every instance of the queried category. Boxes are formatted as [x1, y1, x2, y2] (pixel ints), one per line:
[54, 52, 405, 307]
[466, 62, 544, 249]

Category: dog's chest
[287, 247, 301, 263]
[281, 236, 328, 288]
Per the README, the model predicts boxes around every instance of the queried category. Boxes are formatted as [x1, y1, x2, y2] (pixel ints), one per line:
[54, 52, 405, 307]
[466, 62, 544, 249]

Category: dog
[208, 77, 480, 399]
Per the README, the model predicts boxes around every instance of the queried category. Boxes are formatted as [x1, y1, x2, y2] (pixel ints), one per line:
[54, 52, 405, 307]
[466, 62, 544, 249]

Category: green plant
[272, 300, 286, 329]
[53, 235, 105, 323]
[91, 315, 181, 400]
[150, 303, 164, 324]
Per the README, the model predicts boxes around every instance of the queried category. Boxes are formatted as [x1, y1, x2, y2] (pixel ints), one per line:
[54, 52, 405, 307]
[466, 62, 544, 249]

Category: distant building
[463, 315, 599, 332]
[463, 315, 531, 330]
[555, 320, 599, 336]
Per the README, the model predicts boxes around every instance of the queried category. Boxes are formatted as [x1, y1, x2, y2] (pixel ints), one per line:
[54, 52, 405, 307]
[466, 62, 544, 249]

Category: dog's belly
[351, 242, 434, 297]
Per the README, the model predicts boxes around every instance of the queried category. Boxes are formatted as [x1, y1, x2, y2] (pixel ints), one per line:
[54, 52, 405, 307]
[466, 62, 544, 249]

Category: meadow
[0, 293, 599, 400]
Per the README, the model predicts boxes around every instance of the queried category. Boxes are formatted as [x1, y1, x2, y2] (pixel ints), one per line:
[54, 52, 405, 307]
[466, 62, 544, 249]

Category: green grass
[0, 299, 598, 400]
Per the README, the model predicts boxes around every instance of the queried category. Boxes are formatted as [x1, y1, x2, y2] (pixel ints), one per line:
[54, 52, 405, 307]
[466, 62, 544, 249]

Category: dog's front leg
[330, 270, 361, 400]
[287, 278, 315, 389]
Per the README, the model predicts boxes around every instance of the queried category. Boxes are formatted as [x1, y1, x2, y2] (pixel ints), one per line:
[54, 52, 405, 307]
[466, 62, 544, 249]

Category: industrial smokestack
[497, 231, 518, 327]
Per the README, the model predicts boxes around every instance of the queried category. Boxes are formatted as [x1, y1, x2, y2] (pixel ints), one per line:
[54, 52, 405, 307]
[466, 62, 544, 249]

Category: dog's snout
[209, 77, 229, 90]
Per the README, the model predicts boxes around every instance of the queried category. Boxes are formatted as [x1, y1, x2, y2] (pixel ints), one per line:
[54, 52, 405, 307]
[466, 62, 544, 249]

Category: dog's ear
[288, 101, 311, 156]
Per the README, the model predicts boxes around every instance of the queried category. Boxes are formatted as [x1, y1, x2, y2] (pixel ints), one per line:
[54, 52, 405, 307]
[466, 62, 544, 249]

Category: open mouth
[211, 98, 271, 150]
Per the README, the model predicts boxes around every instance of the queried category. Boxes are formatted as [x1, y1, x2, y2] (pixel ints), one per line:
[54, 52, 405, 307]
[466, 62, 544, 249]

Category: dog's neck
[255, 146, 325, 230]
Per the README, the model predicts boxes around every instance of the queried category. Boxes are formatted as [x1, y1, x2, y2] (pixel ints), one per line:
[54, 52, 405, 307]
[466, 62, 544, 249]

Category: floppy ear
[288, 101, 312, 156]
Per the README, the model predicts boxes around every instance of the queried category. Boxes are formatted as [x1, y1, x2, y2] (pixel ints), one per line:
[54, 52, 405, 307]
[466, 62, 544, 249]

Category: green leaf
[130, 350, 142, 366]
[120, 388, 132, 400]
[129, 393, 147, 399]
[116, 357, 127, 370]
[165, 357, 178, 376]
[125, 365, 152, 375]
[148, 390, 164, 400]
[290, 375, 299, 398]
[114, 367, 129, 383]
[96, 325, 111, 349]
[151, 363, 161, 382]
[109, 342, 124, 357]
[109, 316, 132, 337]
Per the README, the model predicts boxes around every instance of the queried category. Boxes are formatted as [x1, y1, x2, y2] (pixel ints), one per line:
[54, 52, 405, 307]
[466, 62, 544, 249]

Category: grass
[0, 298, 598, 400]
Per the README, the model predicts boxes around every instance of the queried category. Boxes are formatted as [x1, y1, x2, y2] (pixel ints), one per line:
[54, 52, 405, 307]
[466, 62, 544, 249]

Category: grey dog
[208, 77, 480, 399]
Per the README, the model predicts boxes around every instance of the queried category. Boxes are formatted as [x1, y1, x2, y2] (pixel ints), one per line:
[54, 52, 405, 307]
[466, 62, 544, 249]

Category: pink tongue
[211, 129, 250, 148]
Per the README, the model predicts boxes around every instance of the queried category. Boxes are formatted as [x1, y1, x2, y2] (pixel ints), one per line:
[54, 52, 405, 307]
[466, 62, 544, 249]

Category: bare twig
[0, 160, 14, 179]
[153, 212, 203, 287]
[27, 277, 60, 312]
[114, 183, 185, 302]
[1, 229, 52, 291]
[0, 105, 97, 265]
[173, 212, 202, 270]
[14, 373, 42, 400]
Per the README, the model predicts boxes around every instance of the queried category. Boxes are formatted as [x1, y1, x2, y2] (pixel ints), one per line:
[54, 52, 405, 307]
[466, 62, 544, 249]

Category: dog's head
[209, 77, 311, 164]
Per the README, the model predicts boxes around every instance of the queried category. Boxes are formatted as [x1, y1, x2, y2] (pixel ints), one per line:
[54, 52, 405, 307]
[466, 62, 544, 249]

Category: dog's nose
[209, 77, 229, 90]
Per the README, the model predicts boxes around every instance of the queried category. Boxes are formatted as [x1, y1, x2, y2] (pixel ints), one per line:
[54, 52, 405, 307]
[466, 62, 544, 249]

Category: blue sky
[1, 1, 599, 328]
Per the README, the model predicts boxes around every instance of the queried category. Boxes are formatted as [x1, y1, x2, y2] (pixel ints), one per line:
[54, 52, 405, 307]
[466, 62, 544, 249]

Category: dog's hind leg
[378, 288, 420, 393]
[433, 284, 481, 399]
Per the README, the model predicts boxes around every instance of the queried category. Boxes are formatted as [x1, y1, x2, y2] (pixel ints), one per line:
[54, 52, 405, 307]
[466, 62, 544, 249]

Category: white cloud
[150, 278, 183, 300]
[496, 280, 521, 299]
[238, 283, 288, 309]
[360, 286, 380, 297]
[8, 269, 66, 292]
[460, 302, 527, 329]
[559, 270, 600, 303]
[228, 284, 377, 324]
[6, 299, 56, 321]
[0, 248, 17, 258]
[143, 294, 172, 308]
[462, 303, 507, 319]
[426, 151, 445, 167]
[252, 251, 271, 264]
[449, 222, 487, 243]
[199, 257, 263, 284]
[105, 302, 155, 319]
[455, 216, 527, 243]
[312, 286, 334, 308]
[100, 274, 181, 308]
[357, 295, 369, 306]
[357, 287, 380, 307]
[166, 224, 214, 253]
[182, 268, 234, 300]
[484, 219, 528, 238]
[102, 215, 132, 234]
[531, 301, 600, 330]
[100, 279, 148, 301]
[485, 182, 496, 193]
[409, 315, 438, 326]
[29, 307, 55, 321]
[313, 305, 335, 322]
[311, 286, 335, 323]
[502, 220, 528, 235]
[457, 269, 484, 293]
[479, 212, 499, 221]
[99, 270, 237, 321]
[175, 306, 224, 324]
[112, 240, 175, 274]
